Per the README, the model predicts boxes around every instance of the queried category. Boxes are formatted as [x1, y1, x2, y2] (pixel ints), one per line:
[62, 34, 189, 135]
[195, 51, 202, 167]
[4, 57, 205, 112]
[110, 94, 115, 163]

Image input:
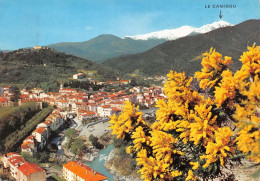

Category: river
[51, 128, 116, 180]
[85, 144, 115, 181]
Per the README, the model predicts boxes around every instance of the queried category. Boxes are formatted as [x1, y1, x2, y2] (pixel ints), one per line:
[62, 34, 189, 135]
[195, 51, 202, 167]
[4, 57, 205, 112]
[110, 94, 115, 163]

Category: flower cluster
[188, 102, 218, 145]
[195, 48, 232, 89]
[233, 77, 260, 163]
[214, 70, 237, 107]
[200, 127, 235, 168]
[236, 44, 260, 80]
[109, 45, 260, 181]
[109, 101, 145, 139]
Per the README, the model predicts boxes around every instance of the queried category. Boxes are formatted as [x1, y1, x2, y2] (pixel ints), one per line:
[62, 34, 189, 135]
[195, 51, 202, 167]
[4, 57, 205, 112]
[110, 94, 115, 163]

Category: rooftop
[33, 127, 47, 134]
[18, 163, 45, 176]
[63, 161, 107, 181]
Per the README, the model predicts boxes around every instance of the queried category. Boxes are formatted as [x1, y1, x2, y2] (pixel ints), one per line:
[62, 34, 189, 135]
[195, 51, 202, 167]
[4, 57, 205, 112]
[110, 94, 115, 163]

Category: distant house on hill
[119, 80, 130, 85]
[33, 46, 50, 50]
[33, 46, 42, 50]
[63, 161, 107, 181]
[3, 85, 15, 95]
[0, 96, 13, 107]
[73, 73, 85, 79]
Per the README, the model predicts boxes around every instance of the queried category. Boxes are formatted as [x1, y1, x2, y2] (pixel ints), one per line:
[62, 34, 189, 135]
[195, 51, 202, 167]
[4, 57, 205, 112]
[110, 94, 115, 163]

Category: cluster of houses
[1, 152, 46, 181]
[1, 80, 165, 113]
[0, 86, 15, 107]
[129, 86, 165, 107]
[18, 85, 165, 123]
[0, 82, 167, 180]
[21, 109, 65, 155]
[1, 153, 107, 181]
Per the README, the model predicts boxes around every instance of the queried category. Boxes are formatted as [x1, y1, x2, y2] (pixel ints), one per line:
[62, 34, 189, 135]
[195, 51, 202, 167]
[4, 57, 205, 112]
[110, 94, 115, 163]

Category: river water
[52, 134, 116, 180]
[85, 144, 115, 181]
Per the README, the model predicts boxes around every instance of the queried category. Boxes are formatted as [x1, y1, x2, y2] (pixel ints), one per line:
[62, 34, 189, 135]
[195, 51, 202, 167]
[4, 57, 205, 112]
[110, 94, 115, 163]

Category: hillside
[0, 48, 118, 90]
[103, 19, 260, 76]
[47, 34, 165, 63]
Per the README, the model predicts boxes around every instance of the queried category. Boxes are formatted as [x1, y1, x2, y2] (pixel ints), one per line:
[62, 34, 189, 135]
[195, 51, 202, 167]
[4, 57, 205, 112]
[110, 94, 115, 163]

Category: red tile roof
[6, 152, 20, 157]
[0, 97, 8, 103]
[88, 103, 96, 106]
[59, 88, 77, 92]
[18, 163, 45, 176]
[110, 101, 124, 104]
[59, 100, 68, 103]
[111, 107, 121, 112]
[20, 94, 30, 99]
[33, 127, 47, 134]
[82, 111, 96, 116]
[63, 161, 107, 181]
[8, 156, 26, 166]
[24, 135, 35, 141]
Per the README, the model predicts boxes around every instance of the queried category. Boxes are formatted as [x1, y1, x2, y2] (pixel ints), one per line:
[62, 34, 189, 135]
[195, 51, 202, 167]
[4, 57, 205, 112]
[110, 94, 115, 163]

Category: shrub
[109, 45, 260, 180]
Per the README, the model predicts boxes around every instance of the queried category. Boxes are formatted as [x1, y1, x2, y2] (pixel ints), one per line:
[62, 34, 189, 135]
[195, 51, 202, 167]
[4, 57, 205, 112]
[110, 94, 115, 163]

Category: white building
[63, 161, 107, 181]
[97, 105, 113, 117]
[32, 127, 48, 149]
[73, 73, 85, 79]
[1, 152, 46, 181]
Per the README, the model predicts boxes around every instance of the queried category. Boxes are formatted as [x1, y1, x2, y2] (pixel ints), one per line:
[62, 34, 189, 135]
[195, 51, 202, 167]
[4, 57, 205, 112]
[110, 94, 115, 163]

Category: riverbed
[50, 122, 116, 180]
[85, 144, 115, 181]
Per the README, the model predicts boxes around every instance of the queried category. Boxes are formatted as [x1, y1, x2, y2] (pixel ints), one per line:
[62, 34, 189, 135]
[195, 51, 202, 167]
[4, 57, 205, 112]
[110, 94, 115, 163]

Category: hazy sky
[0, 0, 259, 50]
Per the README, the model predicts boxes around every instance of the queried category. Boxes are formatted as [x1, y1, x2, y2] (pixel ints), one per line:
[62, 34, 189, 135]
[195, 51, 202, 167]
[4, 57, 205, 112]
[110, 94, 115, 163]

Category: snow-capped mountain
[124, 20, 233, 41]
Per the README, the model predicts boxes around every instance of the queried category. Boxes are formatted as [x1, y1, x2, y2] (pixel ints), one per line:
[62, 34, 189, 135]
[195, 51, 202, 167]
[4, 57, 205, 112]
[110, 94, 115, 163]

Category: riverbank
[84, 144, 116, 181]
[54, 117, 130, 180]
[61, 135, 100, 162]
[104, 148, 142, 181]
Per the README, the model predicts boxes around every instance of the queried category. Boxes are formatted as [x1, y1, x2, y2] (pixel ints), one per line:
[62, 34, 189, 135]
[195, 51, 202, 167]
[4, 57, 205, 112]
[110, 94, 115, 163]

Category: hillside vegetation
[0, 48, 118, 90]
[104, 19, 260, 76]
[0, 102, 47, 151]
[4, 105, 54, 152]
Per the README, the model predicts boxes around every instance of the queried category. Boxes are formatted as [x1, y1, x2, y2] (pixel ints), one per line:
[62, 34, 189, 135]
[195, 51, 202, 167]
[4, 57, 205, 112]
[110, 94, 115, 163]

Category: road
[79, 121, 110, 139]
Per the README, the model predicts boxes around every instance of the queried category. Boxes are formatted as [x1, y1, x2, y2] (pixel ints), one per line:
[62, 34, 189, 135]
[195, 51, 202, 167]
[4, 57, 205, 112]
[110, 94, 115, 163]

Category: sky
[0, 0, 259, 50]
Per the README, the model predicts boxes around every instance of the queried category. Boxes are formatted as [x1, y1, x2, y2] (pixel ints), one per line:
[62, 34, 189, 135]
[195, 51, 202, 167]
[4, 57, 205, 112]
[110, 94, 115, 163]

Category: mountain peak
[196, 20, 233, 33]
[124, 21, 233, 41]
[96, 34, 121, 38]
[94, 34, 122, 40]
[105, 19, 259, 77]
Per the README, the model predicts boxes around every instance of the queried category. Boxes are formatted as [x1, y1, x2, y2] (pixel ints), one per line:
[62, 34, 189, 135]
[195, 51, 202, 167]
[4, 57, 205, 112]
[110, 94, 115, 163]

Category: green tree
[70, 138, 85, 155]
[21, 152, 38, 164]
[64, 128, 77, 139]
[10, 86, 21, 102]
[35, 151, 49, 163]
[89, 134, 103, 149]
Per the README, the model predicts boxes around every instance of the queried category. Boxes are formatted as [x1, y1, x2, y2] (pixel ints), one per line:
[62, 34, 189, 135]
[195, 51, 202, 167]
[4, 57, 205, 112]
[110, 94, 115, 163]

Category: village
[0, 76, 166, 181]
